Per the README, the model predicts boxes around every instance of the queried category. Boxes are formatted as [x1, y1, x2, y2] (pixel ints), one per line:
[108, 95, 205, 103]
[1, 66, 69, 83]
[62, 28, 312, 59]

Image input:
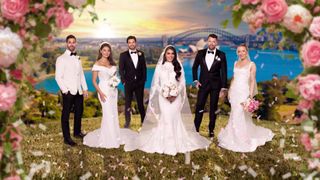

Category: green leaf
[8, 23, 20, 32]
[232, 8, 245, 28]
[3, 142, 12, 157]
[86, 0, 95, 6]
[0, 69, 7, 83]
[34, 22, 52, 38]
[220, 19, 229, 29]
[88, 11, 99, 23]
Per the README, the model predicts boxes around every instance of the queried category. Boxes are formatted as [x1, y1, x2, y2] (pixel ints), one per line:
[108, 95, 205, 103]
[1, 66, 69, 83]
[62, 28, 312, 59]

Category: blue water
[36, 46, 303, 94]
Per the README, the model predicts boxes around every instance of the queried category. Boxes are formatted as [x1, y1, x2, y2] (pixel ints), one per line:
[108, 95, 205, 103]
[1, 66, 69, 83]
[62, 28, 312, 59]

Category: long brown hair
[97, 43, 116, 66]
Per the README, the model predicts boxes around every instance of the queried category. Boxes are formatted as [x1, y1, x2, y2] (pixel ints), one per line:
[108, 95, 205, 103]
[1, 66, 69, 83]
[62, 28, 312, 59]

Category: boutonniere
[76, 56, 81, 60]
[215, 56, 221, 61]
[138, 51, 142, 56]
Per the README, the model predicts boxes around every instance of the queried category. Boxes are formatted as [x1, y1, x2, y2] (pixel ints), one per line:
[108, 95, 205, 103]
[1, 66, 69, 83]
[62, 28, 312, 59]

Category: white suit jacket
[55, 49, 88, 95]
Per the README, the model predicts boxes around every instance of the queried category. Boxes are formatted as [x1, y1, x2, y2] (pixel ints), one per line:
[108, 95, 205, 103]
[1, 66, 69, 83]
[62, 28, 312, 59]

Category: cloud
[60, 0, 249, 38]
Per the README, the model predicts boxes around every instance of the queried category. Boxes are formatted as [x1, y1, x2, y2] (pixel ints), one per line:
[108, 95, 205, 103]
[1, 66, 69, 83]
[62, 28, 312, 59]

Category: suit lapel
[136, 51, 141, 69]
[202, 49, 209, 72]
[209, 49, 219, 71]
[127, 51, 136, 69]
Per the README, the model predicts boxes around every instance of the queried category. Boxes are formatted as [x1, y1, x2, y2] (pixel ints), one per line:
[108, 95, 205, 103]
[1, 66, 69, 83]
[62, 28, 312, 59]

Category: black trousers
[124, 83, 145, 127]
[61, 91, 83, 140]
[194, 85, 220, 134]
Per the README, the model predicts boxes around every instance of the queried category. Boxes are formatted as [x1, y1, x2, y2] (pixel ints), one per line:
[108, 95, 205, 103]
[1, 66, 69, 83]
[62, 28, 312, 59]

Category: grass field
[22, 113, 308, 179]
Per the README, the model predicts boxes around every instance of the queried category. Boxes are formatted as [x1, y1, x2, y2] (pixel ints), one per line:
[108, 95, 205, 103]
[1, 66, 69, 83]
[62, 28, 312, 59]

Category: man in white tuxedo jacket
[55, 35, 88, 146]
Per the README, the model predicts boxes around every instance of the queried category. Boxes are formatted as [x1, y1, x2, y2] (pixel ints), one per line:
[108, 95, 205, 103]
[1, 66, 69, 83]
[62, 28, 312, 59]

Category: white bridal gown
[218, 61, 274, 152]
[83, 65, 135, 148]
[124, 61, 211, 155]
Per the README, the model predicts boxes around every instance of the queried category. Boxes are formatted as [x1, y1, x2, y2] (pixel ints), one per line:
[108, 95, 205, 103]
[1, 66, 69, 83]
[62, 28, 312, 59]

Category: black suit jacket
[119, 50, 147, 85]
[192, 48, 227, 89]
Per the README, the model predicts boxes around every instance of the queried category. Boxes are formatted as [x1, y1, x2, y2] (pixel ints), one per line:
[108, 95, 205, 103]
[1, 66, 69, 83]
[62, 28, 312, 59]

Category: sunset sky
[61, 0, 249, 38]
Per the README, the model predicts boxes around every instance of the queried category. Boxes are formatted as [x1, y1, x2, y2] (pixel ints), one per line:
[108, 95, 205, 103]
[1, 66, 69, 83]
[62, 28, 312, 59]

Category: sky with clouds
[61, 0, 249, 38]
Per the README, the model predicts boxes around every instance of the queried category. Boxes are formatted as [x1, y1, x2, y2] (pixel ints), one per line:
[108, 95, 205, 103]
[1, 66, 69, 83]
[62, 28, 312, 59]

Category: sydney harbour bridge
[161, 27, 278, 49]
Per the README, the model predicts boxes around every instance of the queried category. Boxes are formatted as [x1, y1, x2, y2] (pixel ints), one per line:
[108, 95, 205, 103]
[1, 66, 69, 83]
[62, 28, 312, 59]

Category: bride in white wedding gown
[218, 44, 274, 152]
[83, 42, 135, 148]
[124, 45, 211, 155]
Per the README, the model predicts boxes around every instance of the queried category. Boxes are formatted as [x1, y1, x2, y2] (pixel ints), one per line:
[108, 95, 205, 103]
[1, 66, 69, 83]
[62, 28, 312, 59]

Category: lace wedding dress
[124, 46, 211, 155]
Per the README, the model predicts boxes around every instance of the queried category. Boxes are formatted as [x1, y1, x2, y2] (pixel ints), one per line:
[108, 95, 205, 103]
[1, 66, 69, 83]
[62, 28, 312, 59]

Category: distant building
[161, 35, 168, 47]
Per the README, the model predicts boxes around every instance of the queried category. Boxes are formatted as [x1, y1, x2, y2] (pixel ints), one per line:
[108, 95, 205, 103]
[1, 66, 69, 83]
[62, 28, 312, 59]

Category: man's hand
[219, 89, 227, 99]
[83, 90, 88, 98]
[194, 80, 202, 89]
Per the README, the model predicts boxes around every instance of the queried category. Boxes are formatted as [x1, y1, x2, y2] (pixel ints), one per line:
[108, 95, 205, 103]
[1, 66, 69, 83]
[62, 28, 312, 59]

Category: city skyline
[60, 0, 250, 38]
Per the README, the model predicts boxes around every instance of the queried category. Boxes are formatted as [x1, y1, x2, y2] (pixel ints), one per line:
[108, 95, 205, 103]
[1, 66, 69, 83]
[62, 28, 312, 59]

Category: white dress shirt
[55, 49, 88, 95]
[205, 48, 216, 70]
[129, 49, 138, 69]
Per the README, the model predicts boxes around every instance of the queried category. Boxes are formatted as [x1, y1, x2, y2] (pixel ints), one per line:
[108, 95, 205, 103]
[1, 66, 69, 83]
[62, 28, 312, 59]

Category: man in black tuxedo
[119, 36, 147, 128]
[192, 34, 228, 138]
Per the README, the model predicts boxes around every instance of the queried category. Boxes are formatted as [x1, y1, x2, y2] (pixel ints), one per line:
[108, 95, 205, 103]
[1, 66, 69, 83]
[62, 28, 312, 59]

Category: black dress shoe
[64, 139, 77, 146]
[209, 132, 214, 138]
[74, 132, 86, 139]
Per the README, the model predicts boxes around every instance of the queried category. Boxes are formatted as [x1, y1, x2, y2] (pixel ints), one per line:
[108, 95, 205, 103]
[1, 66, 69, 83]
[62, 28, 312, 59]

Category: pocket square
[215, 56, 221, 61]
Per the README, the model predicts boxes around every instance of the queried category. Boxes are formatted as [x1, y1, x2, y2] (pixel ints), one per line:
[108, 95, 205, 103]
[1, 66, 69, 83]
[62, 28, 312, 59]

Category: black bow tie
[131, 51, 137, 54]
[70, 52, 77, 56]
[207, 51, 214, 54]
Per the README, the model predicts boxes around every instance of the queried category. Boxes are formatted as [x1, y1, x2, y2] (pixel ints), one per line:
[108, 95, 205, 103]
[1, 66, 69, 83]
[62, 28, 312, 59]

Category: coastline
[36, 66, 156, 82]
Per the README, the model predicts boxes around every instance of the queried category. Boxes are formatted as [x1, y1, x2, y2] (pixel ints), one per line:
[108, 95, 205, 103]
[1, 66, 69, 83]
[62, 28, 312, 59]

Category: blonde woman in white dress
[218, 44, 274, 152]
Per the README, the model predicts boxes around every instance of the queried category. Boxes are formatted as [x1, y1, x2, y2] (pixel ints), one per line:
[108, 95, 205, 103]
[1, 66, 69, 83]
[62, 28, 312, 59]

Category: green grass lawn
[22, 114, 308, 179]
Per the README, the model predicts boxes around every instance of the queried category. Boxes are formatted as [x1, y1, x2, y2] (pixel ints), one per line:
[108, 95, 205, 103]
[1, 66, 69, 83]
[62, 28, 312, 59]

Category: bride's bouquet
[161, 82, 179, 98]
[109, 75, 120, 88]
[241, 98, 260, 113]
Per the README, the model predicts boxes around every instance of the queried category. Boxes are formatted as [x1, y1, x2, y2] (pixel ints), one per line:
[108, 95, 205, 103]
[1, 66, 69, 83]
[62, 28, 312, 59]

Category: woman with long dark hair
[83, 42, 135, 148]
[124, 45, 210, 155]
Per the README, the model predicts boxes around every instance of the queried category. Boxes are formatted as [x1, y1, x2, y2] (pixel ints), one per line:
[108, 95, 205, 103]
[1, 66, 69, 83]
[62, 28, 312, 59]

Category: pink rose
[312, 151, 320, 158]
[1, 126, 22, 151]
[310, 17, 320, 38]
[10, 69, 23, 80]
[18, 29, 26, 39]
[46, 7, 57, 18]
[303, 0, 315, 5]
[314, 6, 320, 14]
[242, 9, 266, 33]
[3, 175, 21, 180]
[47, 7, 73, 29]
[301, 133, 312, 151]
[297, 99, 313, 111]
[0, 83, 17, 111]
[261, 0, 288, 23]
[298, 74, 320, 101]
[240, 0, 260, 5]
[233, 4, 241, 11]
[282, 5, 312, 34]
[301, 40, 320, 67]
[308, 159, 320, 169]
[55, 8, 73, 29]
[0, 146, 3, 161]
[1, 0, 29, 21]
[293, 113, 308, 124]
